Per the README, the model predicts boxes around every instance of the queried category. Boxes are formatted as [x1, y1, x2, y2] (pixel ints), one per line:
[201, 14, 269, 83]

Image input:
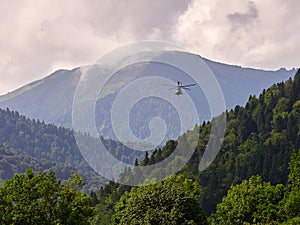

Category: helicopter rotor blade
[181, 83, 196, 88]
[162, 83, 177, 88]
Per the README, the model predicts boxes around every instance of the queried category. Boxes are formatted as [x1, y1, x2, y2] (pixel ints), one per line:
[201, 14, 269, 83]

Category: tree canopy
[0, 169, 94, 225]
[212, 150, 300, 225]
[113, 175, 207, 225]
[212, 175, 287, 224]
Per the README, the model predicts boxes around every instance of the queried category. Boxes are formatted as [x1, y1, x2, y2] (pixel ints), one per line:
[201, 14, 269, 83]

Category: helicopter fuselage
[175, 87, 183, 95]
[162, 81, 195, 95]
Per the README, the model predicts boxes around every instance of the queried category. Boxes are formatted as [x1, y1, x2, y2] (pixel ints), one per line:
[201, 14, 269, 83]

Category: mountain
[0, 67, 82, 128]
[0, 51, 295, 146]
[0, 53, 296, 130]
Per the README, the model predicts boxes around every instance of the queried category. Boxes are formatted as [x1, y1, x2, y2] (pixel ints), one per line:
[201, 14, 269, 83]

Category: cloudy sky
[0, 0, 299, 94]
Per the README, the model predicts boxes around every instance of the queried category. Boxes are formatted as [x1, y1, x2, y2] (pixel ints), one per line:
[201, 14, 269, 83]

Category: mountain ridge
[1, 57, 296, 99]
[0, 53, 297, 131]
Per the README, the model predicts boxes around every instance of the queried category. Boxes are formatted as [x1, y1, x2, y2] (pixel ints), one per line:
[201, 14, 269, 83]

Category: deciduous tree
[113, 175, 207, 225]
[0, 169, 93, 225]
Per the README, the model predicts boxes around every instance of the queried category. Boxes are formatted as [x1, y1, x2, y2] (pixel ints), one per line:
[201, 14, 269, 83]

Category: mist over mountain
[0, 52, 296, 142]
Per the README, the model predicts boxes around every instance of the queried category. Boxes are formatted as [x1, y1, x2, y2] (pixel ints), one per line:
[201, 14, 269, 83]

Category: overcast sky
[0, 0, 299, 94]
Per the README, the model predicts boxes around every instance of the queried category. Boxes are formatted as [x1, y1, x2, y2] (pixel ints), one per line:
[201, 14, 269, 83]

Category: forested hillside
[137, 68, 300, 213]
[0, 69, 299, 224]
[0, 108, 107, 191]
[91, 69, 300, 224]
[196, 69, 300, 213]
[0, 105, 152, 191]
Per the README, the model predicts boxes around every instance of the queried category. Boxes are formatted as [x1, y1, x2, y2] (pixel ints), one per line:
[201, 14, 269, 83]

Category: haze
[0, 0, 299, 94]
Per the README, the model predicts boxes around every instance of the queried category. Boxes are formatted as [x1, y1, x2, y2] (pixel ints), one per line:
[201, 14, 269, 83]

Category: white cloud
[172, 0, 300, 70]
[0, 0, 299, 94]
[0, 0, 190, 94]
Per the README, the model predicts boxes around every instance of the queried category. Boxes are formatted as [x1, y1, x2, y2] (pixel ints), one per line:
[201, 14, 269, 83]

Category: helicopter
[163, 81, 196, 95]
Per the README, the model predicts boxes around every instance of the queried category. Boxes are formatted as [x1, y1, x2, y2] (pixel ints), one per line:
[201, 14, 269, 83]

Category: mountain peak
[0, 53, 297, 129]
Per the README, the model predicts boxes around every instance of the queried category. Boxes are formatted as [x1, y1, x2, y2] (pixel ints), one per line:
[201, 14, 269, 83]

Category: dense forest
[0, 69, 299, 224]
[0, 108, 108, 191]
[91, 69, 300, 224]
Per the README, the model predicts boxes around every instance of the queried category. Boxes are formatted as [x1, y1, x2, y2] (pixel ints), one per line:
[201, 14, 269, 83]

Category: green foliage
[113, 175, 207, 225]
[0, 108, 108, 191]
[189, 71, 300, 213]
[0, 169, 94, 224]
[281, 151, 300, 219]
[212, 150, 300, 224]
[288, 151, 300, 192]
[281, 216, 300, 225]
[212, 175, 287, 224]
[90, 181, 131, 225]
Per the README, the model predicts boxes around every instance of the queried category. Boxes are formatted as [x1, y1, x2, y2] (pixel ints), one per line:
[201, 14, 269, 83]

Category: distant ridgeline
[0, 55, 296, 138]
[93, 69, 300, 217]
